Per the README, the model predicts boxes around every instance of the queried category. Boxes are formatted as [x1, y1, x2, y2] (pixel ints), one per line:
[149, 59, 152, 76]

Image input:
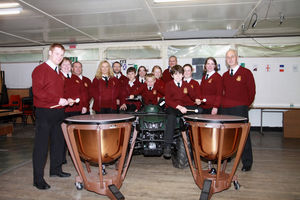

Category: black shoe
[50, 171, 71, 178]
[163, 145, 171, 158]
[241, 165, 252, 172]
[33, 179, 51, 190]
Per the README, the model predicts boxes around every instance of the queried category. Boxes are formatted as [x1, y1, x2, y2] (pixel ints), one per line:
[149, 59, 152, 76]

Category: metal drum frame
[61, 114, 137, 200]
[182, 114, 250, 200]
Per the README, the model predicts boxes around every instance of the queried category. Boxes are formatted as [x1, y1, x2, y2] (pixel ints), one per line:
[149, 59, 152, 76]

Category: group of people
[31, 43, 255, 190]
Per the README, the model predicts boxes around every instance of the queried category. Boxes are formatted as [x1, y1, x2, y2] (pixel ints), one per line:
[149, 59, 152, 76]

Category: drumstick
[186, 109, 199, 113]
[201, 98, 207, 103]
[50, 98, 80, 109]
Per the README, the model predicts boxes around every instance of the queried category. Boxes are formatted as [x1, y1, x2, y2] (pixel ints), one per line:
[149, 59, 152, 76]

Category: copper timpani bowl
[64, 114, 135, 164]
[184, 114, 247, 160]
[62, 114, 136, 199]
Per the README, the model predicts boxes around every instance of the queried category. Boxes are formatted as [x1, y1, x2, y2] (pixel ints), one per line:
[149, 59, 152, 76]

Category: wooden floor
[0, 126, 300, 200]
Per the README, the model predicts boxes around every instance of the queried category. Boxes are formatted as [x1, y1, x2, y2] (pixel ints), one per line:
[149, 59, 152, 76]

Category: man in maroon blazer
[162, 55, 177, 84]
[221, 49, 256, 172]
[112, 61, 129, 111]
[64, 61, 92, 116]
[32, 43, 71, 190]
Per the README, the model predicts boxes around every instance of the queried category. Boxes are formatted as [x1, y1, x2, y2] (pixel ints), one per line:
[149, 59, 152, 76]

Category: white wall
[1, 37, 300, 128]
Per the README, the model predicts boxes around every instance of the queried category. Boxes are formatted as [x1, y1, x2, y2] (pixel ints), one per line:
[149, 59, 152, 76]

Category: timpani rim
[64, 114, 136, 124]
[184, 114, 248, 124]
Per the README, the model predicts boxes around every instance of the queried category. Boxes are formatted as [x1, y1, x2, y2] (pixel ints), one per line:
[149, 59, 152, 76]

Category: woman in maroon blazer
[90, 60, 120, 113]
[199, 57, 222, 115]
[152, 65, 165, 98]
[183, 64, 200, 107]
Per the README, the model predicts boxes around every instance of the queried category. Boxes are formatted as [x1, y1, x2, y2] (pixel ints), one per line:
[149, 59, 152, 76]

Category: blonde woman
[90, 60, 120, 113]
[152, 65, 165, 98]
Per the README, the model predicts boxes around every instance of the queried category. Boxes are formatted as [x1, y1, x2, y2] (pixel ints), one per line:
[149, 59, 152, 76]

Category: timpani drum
[182, 114, 250, 200]
[61, 114, 137, 200]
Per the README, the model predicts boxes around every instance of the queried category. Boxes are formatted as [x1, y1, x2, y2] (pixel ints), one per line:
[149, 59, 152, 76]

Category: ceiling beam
[18, 0, 100, 42]
[144, 0, 164, 40]
[0, 30, 45, 45]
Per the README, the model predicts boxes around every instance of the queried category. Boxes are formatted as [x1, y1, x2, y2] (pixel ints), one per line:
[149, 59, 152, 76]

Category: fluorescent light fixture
[0, 7, 22, 15]
[153, 0, 196, 3]
[0, 2, 22, 15]
[0, 2, 20, 8]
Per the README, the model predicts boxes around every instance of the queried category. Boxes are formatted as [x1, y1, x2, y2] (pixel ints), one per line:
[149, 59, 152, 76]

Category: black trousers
[220, 105, 253, 167]
[32, 108, 65, 182]
[165, 105, 200, 145]
[62, 111, 81, 163]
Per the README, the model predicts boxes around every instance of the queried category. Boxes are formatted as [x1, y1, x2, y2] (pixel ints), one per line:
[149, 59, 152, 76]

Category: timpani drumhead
[184, 114, 247, 124]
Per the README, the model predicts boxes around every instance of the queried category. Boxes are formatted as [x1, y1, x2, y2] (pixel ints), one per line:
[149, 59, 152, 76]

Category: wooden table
[251, 107, 300, 138]
[0, 109, 22, 137]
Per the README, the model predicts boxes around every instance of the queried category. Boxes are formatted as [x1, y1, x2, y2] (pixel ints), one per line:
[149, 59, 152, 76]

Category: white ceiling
[0, 0, 300, 47]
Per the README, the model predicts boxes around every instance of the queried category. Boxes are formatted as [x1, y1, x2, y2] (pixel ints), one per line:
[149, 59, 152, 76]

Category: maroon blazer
[90, 76, 120, 111]
[184, 79, 200, 106]
[32, 62, 65, 109]
[155, 78, 165, 98]
[162, 68, 173, 84]
[133, 82, 164, 105]
[64, 75, 91, 112]
[199, 72, 222, 109]
[222, 67, 256, 108]
[165, 81, 197, 108]
[122, 79, 142, 109]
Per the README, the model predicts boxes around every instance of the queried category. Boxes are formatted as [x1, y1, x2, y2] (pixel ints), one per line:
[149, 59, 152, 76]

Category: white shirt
[102, 76, 109, 81]
[61, 71, 72, 78]
[78, 75, 83, 80]
[183, 77, 192, 83]
[174, 80, 182, 88]
[139, 77, 145, 83]
[114, 73, 121, 79]
[46, 60, 58, 74]
[128, 79, 135, 87]
[206, 71, 215, 79]
[230, 65, 240, 76]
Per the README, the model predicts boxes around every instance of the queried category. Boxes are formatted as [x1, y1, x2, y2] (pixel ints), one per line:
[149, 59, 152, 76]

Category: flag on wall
[120, 59, 127, 71]
[253, 64, 258, 72]
[266, 64, 270, 72]
[279, 65, 284, 72]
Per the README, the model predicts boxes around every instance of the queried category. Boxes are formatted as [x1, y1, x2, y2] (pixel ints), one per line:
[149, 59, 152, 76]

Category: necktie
[230, 69, 234, 76]
[177, 83, 180, 88]
[103, 76, 108, 86]
[149, 87, 152, 91]
[67, 74, 70, 79]
[205, 74, 209, 80]
[141, 79, 144, 84]
[55, 66, 58, 74]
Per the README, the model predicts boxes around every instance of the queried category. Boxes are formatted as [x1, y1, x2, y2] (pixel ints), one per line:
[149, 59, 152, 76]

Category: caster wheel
[233, 180, 240, 190]
[200, 179, 212, 200]
[75, 182, 83, 190]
